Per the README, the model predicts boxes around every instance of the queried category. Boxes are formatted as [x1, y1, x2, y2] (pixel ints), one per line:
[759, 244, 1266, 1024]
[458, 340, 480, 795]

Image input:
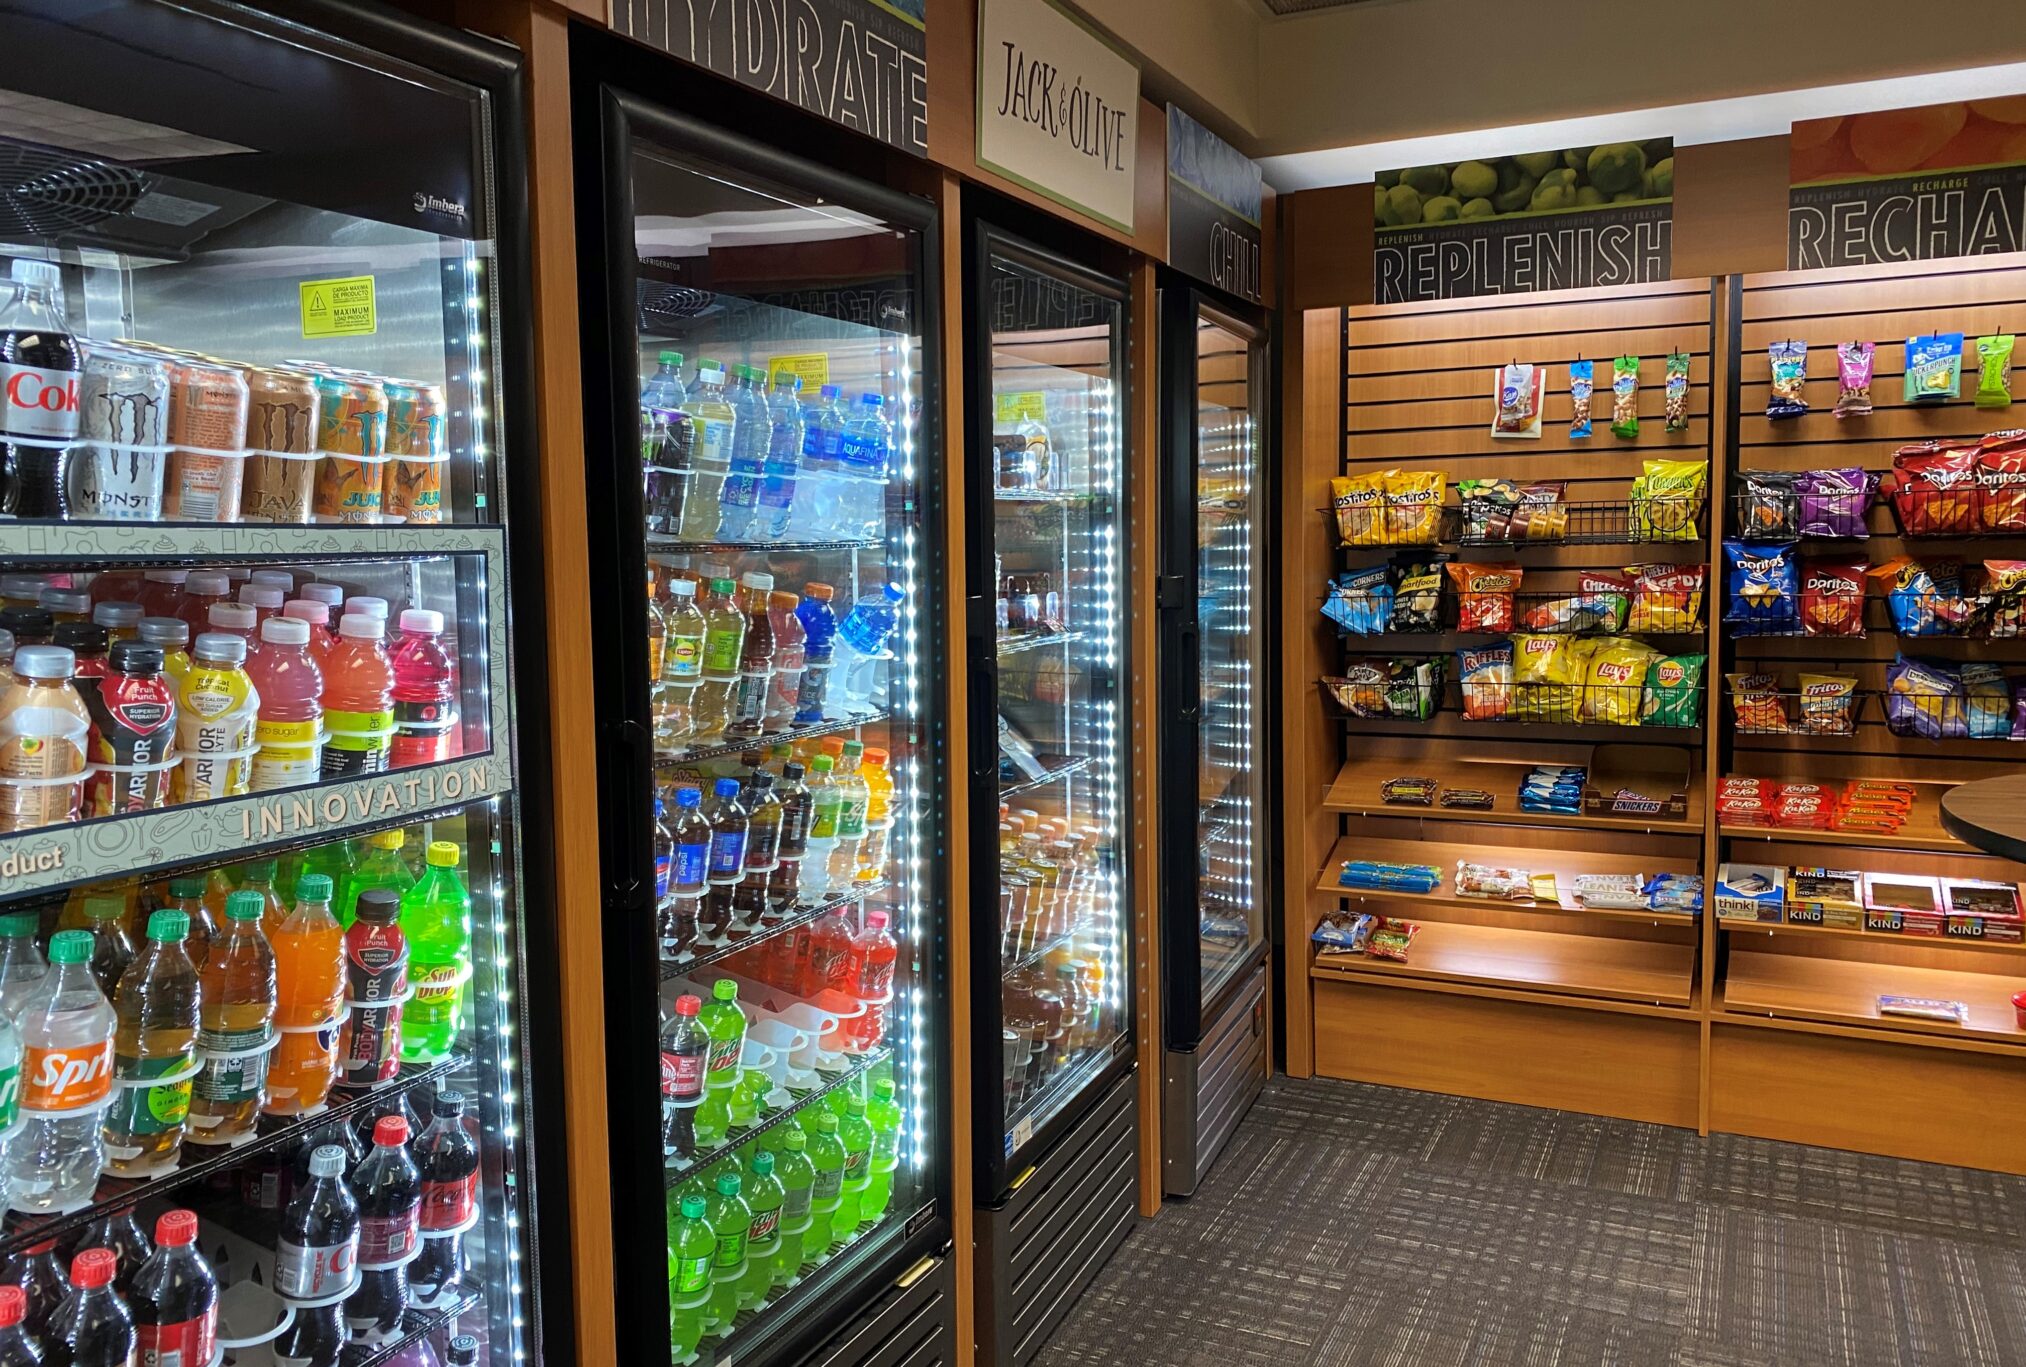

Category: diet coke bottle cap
[308, 1143, 348, 1178]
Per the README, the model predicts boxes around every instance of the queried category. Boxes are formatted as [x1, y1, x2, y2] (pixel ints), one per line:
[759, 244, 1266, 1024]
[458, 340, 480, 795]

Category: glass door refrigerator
[572, 33, 955, 1367]
[1156, 283, 1270, 1199]
[965, 217, 1137, 1367]
[0, 3, 558, 1366]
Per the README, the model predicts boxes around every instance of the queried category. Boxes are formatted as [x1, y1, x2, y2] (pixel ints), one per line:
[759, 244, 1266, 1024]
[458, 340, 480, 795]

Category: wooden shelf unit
[1313, 834, 1699, 928]
[1323, 742, 1706, 834]
[1310, 920, 1696, 1007]
[1721, 949, 2026, 1047]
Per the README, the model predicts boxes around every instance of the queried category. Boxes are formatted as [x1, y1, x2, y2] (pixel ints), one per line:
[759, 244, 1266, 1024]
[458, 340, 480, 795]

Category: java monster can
[242, 367, 320, 524]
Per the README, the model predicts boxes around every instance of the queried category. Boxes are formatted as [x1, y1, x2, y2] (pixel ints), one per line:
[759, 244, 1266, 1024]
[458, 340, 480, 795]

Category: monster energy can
[70, 343, 170, 521]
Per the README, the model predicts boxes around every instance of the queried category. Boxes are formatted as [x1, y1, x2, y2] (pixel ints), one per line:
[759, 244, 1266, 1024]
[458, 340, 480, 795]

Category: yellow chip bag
[1510, 632, 1583, 722]
[1385, 469, 1446, 545]
[1631, 459, 1708, 542]
[1331, 472, 1387, 546]
[1580, 637, 1662, 725]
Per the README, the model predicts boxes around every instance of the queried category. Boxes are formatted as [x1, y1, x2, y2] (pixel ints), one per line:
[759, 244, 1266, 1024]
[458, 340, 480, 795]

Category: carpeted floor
[1032, 1076, 2026, 1367]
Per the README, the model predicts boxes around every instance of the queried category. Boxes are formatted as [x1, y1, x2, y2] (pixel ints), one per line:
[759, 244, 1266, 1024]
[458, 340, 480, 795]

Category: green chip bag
[1976, 334, 2015, 409]
[1611, 355, 1640, 438]
[1641, 653, 1706, 727]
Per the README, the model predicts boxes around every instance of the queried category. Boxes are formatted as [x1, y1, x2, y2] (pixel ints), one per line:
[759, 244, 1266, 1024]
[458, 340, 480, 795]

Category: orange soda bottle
[264, 872, 345, 1116]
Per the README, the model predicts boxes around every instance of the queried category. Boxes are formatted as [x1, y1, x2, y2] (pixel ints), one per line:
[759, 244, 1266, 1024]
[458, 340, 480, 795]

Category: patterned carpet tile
[1304, 1270, 1686, 1367]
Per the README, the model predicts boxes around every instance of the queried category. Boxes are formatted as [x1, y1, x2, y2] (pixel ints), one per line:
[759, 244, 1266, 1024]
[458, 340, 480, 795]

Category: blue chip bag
[1722, 539, 1800, 634]
[1323, 566, 1394, 635]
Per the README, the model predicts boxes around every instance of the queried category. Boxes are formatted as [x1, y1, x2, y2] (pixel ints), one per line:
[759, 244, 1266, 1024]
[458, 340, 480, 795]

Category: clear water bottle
[0, 912, 48, 1018]
[758, 374, 805, 541]
[790, 385, 846, 538]
[829, 583, 904, 716]
[835, 394, 892, 541]
[640, 350, 686, 413]
[3, 930, 115, 1213]
[717, 365, 770, 541]
[677, 362, 736, 542]
[640, 351, 691, 537]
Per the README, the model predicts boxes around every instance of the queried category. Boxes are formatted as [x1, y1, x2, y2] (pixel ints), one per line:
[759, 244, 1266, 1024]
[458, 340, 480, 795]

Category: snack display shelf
[0, 523, 505, 564]
[1719, 918, 2026, 956]
[1721, 951, 2026, 1046]
[1324, 755, 1704, 833]
[1718, 814, 1975, 854]
[655, 711, 889, 769]
[1321, 498, 1711, 552]
[658, 882, 887, 979]
[664, 1046, 893, 1187]
[1309, 919, 1698, 1007]
[1312, 835, 1699, 926]
[999, 753, 1096, 799]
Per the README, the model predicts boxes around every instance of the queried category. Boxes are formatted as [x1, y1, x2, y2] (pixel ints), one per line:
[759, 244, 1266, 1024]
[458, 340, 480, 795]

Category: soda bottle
[830, 584, 903, 715]
[847, 911, 898, 1051]
[0, 260, 82, 519]
[102, 910, 199, 1177]
[641, 351, 693, 537]
[337, 889, 408, 1086]
[271, 1303, 345, 1367]
[0, 912, 47, 1017]
[280, 600, 334, 668]
[265, 873, 344, 1116]
[698, 979, 745, 1092]
[245, 617, 322, 792]
[856, 747, 894, 883]
[46, 1250, 134, 1367]
[128, 1210, 215, 1367]
[804, 1111, 845, 1265]
[338, 829, 413, 929]
[725, 573, 775, 739]
[834, 392, 893, 540]
[0, 1239, 68, 1347]
[320, 616, 394, 779]
[388, 610, 457, 768]
[61, 1207, 148, 1299]
[72, 898, 134, 1001]
[702, 779, 747, 887]
[665, 787, 709, 899]
[203, 602, 260, 661]
[861, 1076, 902, 1224]
[348, 1116, 420, 1342]
[411, 1091, 478, 1304]
[677, 361, 736, 542]
[834, 1093, 875, 1242]
[134, 621, 188, 695]
[83, 642, 176, 817]
[187, 889, 275, 1146]
[742, 773, 782, 875]
[651, 797, 674, 909]
[798, 756, 841, 904]
[3, 930, 114, 1212]
[738, 1149, 786, 1309]
[769, 1127, 814, 1288]
[275, 1143, 359, 1301]
[659, 994, 708, 1164]
[667, 1193, 715, 1360]
[295, 844, 355, 932]
[0, 645, 91, 831]
[790, 384, 846, 537]
[171, 634, 256, 804]
[827, 741, 870, 895]
[792, 585, 837, 724]
[775, 763, 813, 867]
[0, 1284, 35, 1364]
[716, 366, 769, 541]
[349, 1087, 424, 1161]
[703, 1170, 752, 1335]
[231, 859, 287, 937]
[400, 841, 470, 1064]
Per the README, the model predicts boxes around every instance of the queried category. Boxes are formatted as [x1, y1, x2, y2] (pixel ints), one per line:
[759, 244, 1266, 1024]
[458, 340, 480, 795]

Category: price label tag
[299, 276, 377, 338]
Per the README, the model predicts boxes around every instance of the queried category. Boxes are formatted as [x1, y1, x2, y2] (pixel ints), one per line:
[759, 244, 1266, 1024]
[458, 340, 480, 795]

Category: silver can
[71, 342, 171, 521]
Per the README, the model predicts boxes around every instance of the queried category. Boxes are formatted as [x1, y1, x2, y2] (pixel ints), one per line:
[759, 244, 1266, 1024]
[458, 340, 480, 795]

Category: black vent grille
[0, 140, 148, 238]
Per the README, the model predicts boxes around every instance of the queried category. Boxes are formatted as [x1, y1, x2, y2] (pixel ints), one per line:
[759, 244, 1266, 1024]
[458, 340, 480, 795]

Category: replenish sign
[1790, 99, 2026, 270]
[1373, 140, 1674, 304]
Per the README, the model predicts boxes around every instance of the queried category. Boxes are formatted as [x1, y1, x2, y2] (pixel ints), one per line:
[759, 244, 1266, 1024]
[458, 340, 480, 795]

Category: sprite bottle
[705, 1170, 752, 1335]
[399, 841, 472, 1062]
[805, 1111, 845, 1265]
[740, 1150, 785, 1308]
[667, 1192, 715, 1361]
[861, 1077, 903, 1225]
[698, 979, 745, 1091]
[772, 1128, 815, 1287]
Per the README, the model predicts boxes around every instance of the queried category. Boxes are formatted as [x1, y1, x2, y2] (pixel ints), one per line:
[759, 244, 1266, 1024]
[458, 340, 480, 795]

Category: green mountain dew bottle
[668, 1193, 716, 1360]
[691, 1084, 731, 1157]
[705, 1170, 753, 1335]
[772, 1127, 815, 1287]
[338, 827, 414, 928]
[834, 1093, 874, 1242]
[400, 841, 472, 1063]
[296, 838, 357, 915]
[740, 1150, 785, 1308]
[861, 1077, 902, 1224]
[673, 1165, 711, 1210]
[805, 1111, 845, 1264]
[699, 979, 746, 1091]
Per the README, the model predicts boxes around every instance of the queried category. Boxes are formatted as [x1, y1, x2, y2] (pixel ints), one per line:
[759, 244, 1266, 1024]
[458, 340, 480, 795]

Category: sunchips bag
[1642, 654, 1705, 727]
[1977, 334, 2016, 409]
[1580, 637, 1662, 725]
[1611, 355, 1640, 438]
[1569, 360, 1595, 439]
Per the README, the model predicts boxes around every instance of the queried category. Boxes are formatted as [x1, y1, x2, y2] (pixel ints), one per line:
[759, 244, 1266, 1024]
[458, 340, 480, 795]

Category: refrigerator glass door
[982, 243, 1130, 1169]
[1193, 311, 1266, 1008]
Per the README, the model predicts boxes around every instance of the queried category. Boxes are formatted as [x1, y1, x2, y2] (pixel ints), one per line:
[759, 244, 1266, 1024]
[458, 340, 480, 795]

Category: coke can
[383, 380, 446, 524]
[163, 356, 249, 522]
[241, 367, 320, 523]
[311, 371, 387, 522]
[71, 342, 171, 521]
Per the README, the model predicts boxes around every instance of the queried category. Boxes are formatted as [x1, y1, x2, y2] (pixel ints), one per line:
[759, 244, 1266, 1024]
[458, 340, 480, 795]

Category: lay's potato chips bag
[1580, 637, 1662, 725]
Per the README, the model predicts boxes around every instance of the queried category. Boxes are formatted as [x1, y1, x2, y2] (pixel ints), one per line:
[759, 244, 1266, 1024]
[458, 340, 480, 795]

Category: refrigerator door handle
[600, 716, 652, 901]
[1176, 620, 1201, 722]
[968, 643, 999, 783]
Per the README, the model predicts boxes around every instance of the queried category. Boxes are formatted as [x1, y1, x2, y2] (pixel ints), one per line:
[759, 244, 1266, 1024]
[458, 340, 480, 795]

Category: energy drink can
[242, 368, 321, 524]
[383, 381, 446, 524]
[311, 372, 387, 523]
[71, 343, 170, 521]
[164, 356, 249, 522]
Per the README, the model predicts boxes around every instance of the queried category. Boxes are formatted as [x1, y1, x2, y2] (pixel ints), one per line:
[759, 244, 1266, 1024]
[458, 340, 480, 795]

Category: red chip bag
[1447, 562, 1523, 632]
[1892, 441, 1981, 534]
[1977, 430, 2026, 531]
[1800, 557, 1867, 637]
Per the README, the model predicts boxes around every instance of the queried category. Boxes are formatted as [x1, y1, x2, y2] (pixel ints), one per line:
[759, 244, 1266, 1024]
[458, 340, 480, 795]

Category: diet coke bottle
[0, 259, 82, 519]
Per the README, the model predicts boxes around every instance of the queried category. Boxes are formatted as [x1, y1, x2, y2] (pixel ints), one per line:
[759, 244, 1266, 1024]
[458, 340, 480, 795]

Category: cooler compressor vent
[0, 139, 149, 239]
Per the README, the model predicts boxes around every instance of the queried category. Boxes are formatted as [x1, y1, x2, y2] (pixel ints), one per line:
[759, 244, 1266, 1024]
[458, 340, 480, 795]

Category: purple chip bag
[2013, 679, 2026, 740]
[1884, 655, 1965, 739]
[1795, 467, 1876, 538]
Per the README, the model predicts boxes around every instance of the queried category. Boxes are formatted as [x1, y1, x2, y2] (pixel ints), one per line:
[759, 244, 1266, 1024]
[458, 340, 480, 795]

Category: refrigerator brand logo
[412, 192, 468, 220]
[235, 759, 496, 841]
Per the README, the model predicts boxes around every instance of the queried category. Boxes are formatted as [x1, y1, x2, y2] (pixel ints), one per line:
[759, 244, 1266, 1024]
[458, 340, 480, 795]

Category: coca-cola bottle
[128, 1210, 216, 1367]
[294, 1117, 366, 1187]
[0, 259, 82, 519]
[410, 1091, 478, 1305]
[350, 1088, 426, 1159]
[0, 1284, 38, 1365]
[61, 1212, 149, 1298]
[275, 1144, 360, 1302]
[341, 1265, 405, 1357]
[346, 1117, 418, 1347]
[659, 994, 708, 1163]
[45, 1249, 134, 1367]
[271, 1301, 346, 1367]
[0, 1239, 70, 1348]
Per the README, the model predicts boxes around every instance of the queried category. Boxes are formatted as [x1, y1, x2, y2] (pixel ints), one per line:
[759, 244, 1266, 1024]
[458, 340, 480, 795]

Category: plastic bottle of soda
[725, 573, 775, 739]
[172, 633, 256, 804]
[338, 889, 408, 1087]
[388, 610, 457, 768]
[834, 1093, 876, 1242]
[0, 1238, 68, 1347]
[4, 930, 115, 1212]
[798, 756, 841, 904]
[347, 1115, 420, 1347]
[704, 1170, 752, 1335]
[740, 1150, 786, 1308]
[830, 584, 903, 715]
[856, 747, 895, 883]
[676, 362, 735, 542]
[861, 1077, 903, 1225]
[71, 897, 133, 1002]
[702, 779, 748, 887]
[767, 1127, 814, 1288]
[46, 1250, 134, 1367]
[0, 260, 82, 520]
[60, 1207, 148, 1300]
[320, 616, 394, 779]
[349, 1087, 424, 1165]
[698, 979, 745, 1093]
[848, 912, 899, 1051]
[127, 1210, 216, 1367]
[338, 829, 413, 930]
[659, 994, 708, 1164]
[101, 909, 199, 1177]
[0, 645, 91, 831]
[275, 1143, 359, 1302]
[245, 616, 322, 793]
[265, 873, 344, 1117]
[803, 1112, 846, 1266]
[792, 585, 837, 724]
[716, 365, 769, 541]
[271, 1302, 346, 1367]
[0, 1284, 36, 1365]
[667, 1192, 715, 1360]
[186, 890, 275, 1148]
[399, 842, 470, 1065]
[826, 741, 870, 896]
[411, 1090, 478, 1305]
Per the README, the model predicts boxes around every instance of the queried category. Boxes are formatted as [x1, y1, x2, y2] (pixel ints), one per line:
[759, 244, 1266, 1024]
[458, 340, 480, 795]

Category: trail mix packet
[1768, 340, 1808, 419]
[1611, 355, 1640, 438]
[1904, 333, 1964, 404]
[1665, 350, 1692, 431]
[1570, 360, 1594, 438]
[1834, 341, 1875, 418]
[1976, 334, 2015, 409]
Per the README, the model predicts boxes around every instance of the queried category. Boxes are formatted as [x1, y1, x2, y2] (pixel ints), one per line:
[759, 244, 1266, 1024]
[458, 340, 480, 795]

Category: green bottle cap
[48, 930, 93, 965]
[82, 896, 124, 923]
[874, 1079, 896, 1101]
[225, 890, 266, 922]
[715, 1172, 742, 1196]
[296, 874, 333, 902]
[660, 351, 683, 367]
[712, 979, 737, 1002]
[168, 878, 206, 898]
[783, 1128, 807, 1151]
[711, 578, 736, 595]
[679, 1194, 706, 1219]
[846, 1094, 865, 1115]
[241, 858, 277, 880]
[0, 913, 36, 937]
[812, 756, 834, 773]
[146, 910, 188, 943]
[815, 1112, 838, 1134]
[752, 1151, 775, 1176]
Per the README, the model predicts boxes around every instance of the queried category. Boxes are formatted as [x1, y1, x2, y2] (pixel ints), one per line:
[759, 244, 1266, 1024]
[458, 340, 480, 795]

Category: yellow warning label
[766, 353, 831, 389]
[299, 276, 377, 338]
[994, 391, 1047, 425]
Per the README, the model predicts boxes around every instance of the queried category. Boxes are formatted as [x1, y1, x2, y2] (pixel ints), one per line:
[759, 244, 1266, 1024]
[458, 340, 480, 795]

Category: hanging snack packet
[1797, 672, 1860, 736]
[1389, 552, 1449, 632]
[1727, 671, 1791, 734]
[1631, 459, 1707, 541]
[1903, 333, 1965, 403]
[1796, 467, 1875, 538]
[1871, 557, 1972, 638]
[1456, 642, 1515, 721]
[1611, 355, 1640, 438]
[1977, 430, 2026, 531]
[1385, 469, 1446, 544]
[1331, 471, 1387, 546]
[1492, 363, 1545, 438]
[1665, 351, 1692, 431]
[1626, 563, 1706, 634]
[1975, 334, 2015, 409]
[1963, 662, 2011, 739]
[1570, 360, 1595, 438]
[1723, 540, 1800, 634]
[1642, 653, 1706, 727]
[1510, 633, 1584, 722]
[1392, 656, 1445, 719]
[1890, 441, 1981, 534]
[1329, 659, 1396, 718]
[1457, 478, 1522, 543]
[1580, 637, 1662, 725]
[1736, 469, 1802, 540]
[1884, 654, 1965, 739]
[1322, 565, 1394, 635]
[1981, 560, 2026, 639]
[1799, 557, 1866, 638]
[1448, 563, 1523, 633]
[1835, 341, 1875, 418]
[1520, 569, 1633, 635]
[1767, 340, 1808, 419]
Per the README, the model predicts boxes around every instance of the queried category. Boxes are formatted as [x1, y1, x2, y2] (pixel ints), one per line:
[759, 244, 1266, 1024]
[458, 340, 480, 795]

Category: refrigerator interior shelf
[1005, 1034, 1126, 1141]
[0, 1055, 464, 1257]
[1000, 753, 1096, 799]
[354, 1287, 485, 1367]
[661, 881, 889, 979]
[646, 532, 885, 554]
[655, 711, 890, 769]
[997, 629, 1085, 658]
[1004, 921, 1096, 979]
[0, 523, 507, 566]
[666, 1045, 894, 1189]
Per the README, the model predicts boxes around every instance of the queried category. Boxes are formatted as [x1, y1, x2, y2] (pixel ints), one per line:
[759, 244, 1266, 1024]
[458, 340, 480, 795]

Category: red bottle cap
[0, 1285, 23, 1326]
[373, 1116, 410, 1147]
[866, 911, 890, 931]
[674, 994, 701, 1016]
[154, 1210, 198, 1247]
[70, 1248, 116, 1289]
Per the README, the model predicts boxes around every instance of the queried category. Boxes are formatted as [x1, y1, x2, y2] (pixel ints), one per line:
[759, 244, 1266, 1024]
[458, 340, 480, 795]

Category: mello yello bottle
[697, 979, 745, 1092]
[102, 910, 200, 1177]
[265, 873, 345, 1117]
[400, 841, 472, 1063]
[173, 633, 258, 803]
[188, 890, 276, 1146]
[861, 1076, 903, 1225]
[668, 1192, 716, 1358]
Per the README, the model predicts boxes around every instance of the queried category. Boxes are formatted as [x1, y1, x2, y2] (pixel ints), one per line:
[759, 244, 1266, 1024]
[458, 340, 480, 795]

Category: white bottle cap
[238, 585, 284, 610]
[347, 596, 389, 621]
[339, 614, 385, 640]
[207, 603, 256, 632]
[142, 569, 188, 586]
[191, 632, 245, 664]
[261, 617, 311, 646]
[186, 571, 232, 596]
[740, 571, 774, 592]
[670, 578, 696, 598]
[398, 609, 444, 635]
[11, 645, 72, 678]
[299, 583, 345, 608]
[282, 599, 330, 626]
[249, 570, 295, 591]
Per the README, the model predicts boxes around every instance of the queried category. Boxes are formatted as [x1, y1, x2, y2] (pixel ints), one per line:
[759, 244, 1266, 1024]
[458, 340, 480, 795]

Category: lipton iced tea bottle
[3, 931, 116, 1212]
[172, 633, 257, 803]
[188, 890, 276, 1146]
[246, 616, 323, 792]
[337, 888, 408, 1086]
[399, 841, 471, 1064]
[265, 873, 345, 1117]
[102, 910, 199, 1176]
[321, 615, 395, 778]
[0, 645, 90, 832]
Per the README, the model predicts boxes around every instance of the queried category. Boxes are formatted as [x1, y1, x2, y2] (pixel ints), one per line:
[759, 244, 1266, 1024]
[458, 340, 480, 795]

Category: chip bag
[1728, 671, 1790, 734]
[1797, 672, 1859, 736]
[1611, 355, 1640, 438]
[1331, 471, 1387, 546]
[1975, 334, 2015, 409]
[1977, 429, 2026, 531]
[1509, 633, 1584, 722]
[1385, 469, 1446, 544]
[1796, 467, 1875, 538]
[1799, 557, 1866, 638]
[1626, 562, 1706, 634]
[1448, 562, 1523, 633]
[1768, 340, 1807, 419]
[1665, 350, 1692, 431]
[1570, 360, 1594, 438]
[1835, 341, 1874, 419]
[1980, 559, 2026, 639]
[1885, 654, 1965, 739]
[1723, 540, 1800, 634]
[1581, 637, 1662, 725]
[1492, 363, 1544, 438]
[1456, 642, 1515, 721]
[1642, 654, 1705, 727]
[1457, 478, 1522, 543]
[1889, 442, 1980, 535]
[1519, 569, 1632, 635]
[1904, 333, 1964, 403]
[1389, 552, 1449, 632]
[1871, 556, 1972, 638]
[1322, 565, 1393, 635]
[1631, 459, 1706, 541]
[1964, 662, 2011, 739]
[1736, 469, 1800, 540]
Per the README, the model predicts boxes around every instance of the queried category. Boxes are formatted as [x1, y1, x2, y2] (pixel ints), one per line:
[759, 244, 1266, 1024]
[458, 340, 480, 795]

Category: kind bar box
[1788, 867, 1864, 928]
[1941, 878, 2025, 942]
[1863, 873, 1944, 935]
[1715, 864, 1785, 922]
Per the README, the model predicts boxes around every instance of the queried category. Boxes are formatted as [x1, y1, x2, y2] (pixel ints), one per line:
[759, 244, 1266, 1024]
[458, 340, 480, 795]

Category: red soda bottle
[411, 1090, 480, 1304]
[62, 1209, 150, 1296]
[0, 1285, 37, 1365]
[128, 1210, 217, 1367]
[0, 1239, 68, 1347]
[658, 995, 708, 1162]
[337, 888, 408, 1084]
[802, 904, 855, 996]
[848, 910, 898, 1048]
[348, 1117, 420, 1348]
[388, 609, 458, 767]
[46, 1249, 135, 1367]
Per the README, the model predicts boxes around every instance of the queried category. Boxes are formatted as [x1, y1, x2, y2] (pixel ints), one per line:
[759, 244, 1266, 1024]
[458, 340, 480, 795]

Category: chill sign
[1167, 105, 1263, 304]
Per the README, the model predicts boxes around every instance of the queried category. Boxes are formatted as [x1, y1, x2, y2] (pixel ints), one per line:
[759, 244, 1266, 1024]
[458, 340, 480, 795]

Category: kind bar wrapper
[1904, 333, 1964, 404]
[1492, 363, 1544, 439]
[1977, 334, 2016, 409]
[1569, 360, 1594, 438]
[1767, 340, 1807, 420]
[1664, 350, 1692, 431]
[1611, 355, 1640, 438]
